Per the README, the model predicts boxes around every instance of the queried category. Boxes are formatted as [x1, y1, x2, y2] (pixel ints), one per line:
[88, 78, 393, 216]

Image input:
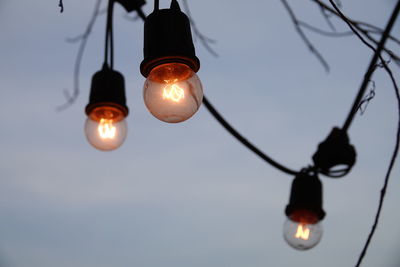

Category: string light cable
[56, 0, 400, 264]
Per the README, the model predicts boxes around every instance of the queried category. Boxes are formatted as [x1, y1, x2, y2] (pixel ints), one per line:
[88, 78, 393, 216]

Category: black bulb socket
[285, 172, 326, 221]
[312, 127, 356, 178]
[85, 65, 129, 117]
[140, 1, 200, 77]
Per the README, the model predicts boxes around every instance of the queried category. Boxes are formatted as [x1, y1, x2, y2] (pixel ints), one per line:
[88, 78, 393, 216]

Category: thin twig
[281, 0, 330, 72]
[324, 0, 400, 265]
[57, 0, 103, 111]
[355, 67, 400, 267]
[311, 0, 400, 66]
[358, 81, 375, 115]
[329, 0, 399, 131]
[181, 0, 218, 57]
[59, 0, 64, 13]
[298, 21, 353, 37]
[327, 0, 377, 51]
[354, 33, 400, 267]
[319, 5, 336, 31]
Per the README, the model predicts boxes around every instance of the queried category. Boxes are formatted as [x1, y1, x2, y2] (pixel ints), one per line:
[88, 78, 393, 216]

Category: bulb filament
[295, 224, 310, 240]
[163, 82, 185, 102]
[98, 118, 116, 139]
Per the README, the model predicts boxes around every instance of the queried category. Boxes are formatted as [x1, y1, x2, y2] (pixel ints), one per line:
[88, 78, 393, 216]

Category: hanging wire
[154, 0, 159, 10]
[104, 0, 115, 68]
[57, 3, 400, 266]
[330, 0, 400, 132]
[202, 97, 299, 175]
[351, 1, 400, 265]
[135, 6, 299, 176]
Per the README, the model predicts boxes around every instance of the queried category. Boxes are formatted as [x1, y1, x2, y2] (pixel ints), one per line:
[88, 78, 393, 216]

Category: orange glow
[290, 210, 319, 224]
[89, 106, 125, 122]
[162, 82, 185, 102]
[149, 63, 193, 84]
[295, 224, 310, 240]
[98, 118, 116, 139]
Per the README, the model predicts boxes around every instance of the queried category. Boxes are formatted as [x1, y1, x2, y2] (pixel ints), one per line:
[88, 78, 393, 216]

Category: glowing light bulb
[143, 63, 203, 123]
[84, 106, 127, 151]
[283, 210, 323, 250]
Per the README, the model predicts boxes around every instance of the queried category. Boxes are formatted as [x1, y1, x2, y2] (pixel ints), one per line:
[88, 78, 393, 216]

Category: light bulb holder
[85, 64, 129, 117]
[312, 127, 356, 178]
[285, 172, 326, 221]
[140, 1, 200, 77]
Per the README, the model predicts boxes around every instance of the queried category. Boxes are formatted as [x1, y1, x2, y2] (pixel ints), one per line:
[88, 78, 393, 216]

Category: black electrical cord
[59, 2, 400, 266]
[202, 97, 299, 175]
[136, 6, 299, 176]
[154, 0, 159, 10]
[351, 1, 400, 266]
[104, 0, 115, 68]
[342, 0, 400, 132]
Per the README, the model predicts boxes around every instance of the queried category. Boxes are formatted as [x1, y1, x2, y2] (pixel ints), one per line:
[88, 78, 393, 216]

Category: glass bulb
[84, 106, 127, 151]
[283, 210, 323, 250]
[143, 63, 203, 123]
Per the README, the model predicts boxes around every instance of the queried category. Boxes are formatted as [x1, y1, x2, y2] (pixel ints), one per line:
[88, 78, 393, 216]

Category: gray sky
[0, 0, 399, 266]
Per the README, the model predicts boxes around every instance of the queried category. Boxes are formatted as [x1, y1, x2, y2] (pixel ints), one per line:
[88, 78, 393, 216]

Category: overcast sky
[0, 0, 399, 266]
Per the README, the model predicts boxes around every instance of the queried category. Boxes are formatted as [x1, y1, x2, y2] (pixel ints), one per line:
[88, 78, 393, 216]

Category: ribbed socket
[140, 3, 200, 77]
[85, 65, 129, 116]
[285, 173, 326, 221]
[312, 127, 356, 177]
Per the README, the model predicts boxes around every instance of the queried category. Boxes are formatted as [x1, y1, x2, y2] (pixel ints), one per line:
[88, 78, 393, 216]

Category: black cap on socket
[285, 172, 326, 221]
[140, 1, 200, 77]
[312, 127, 356, 178]
[85, 64, 129, 116]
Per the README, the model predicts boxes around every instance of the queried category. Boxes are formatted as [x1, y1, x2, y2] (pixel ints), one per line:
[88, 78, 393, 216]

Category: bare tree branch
[319, 1, 400, 266]
[57, 0, 103, 111]
[326, 0, 399, 124]
[319, 5, 336, 31]
[181, 0, 218, 57]
[311, 0, 400, 66]
[298, 21, 352, 37]
[281, 0, 330, 71]
[59, 0, 64, 13]
[355, 64, 400, 267]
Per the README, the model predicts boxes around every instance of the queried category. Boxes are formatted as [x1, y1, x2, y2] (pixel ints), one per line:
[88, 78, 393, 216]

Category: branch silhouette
[311, 0, 400, 66]
[358, 81, 375, 115]
[321, 1, 400, 266]
[282, 0, 400, 68]
[59, 0, 64, 13]
[57, 0, 103, 111]
[181, 0, 218, 57]
[281, 0, 330, 72]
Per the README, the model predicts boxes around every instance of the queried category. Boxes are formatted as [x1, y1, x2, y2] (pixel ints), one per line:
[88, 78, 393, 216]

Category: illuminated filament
[98, 118, 116, 139]
[163, 83, 185, 102]
[295, 224, 310, 240]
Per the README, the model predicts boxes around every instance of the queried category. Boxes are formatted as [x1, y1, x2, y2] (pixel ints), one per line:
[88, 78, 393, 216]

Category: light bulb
[143, 63, 203, 123]
[283, 210, 323, 250]
[84, 106, 127, 151]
